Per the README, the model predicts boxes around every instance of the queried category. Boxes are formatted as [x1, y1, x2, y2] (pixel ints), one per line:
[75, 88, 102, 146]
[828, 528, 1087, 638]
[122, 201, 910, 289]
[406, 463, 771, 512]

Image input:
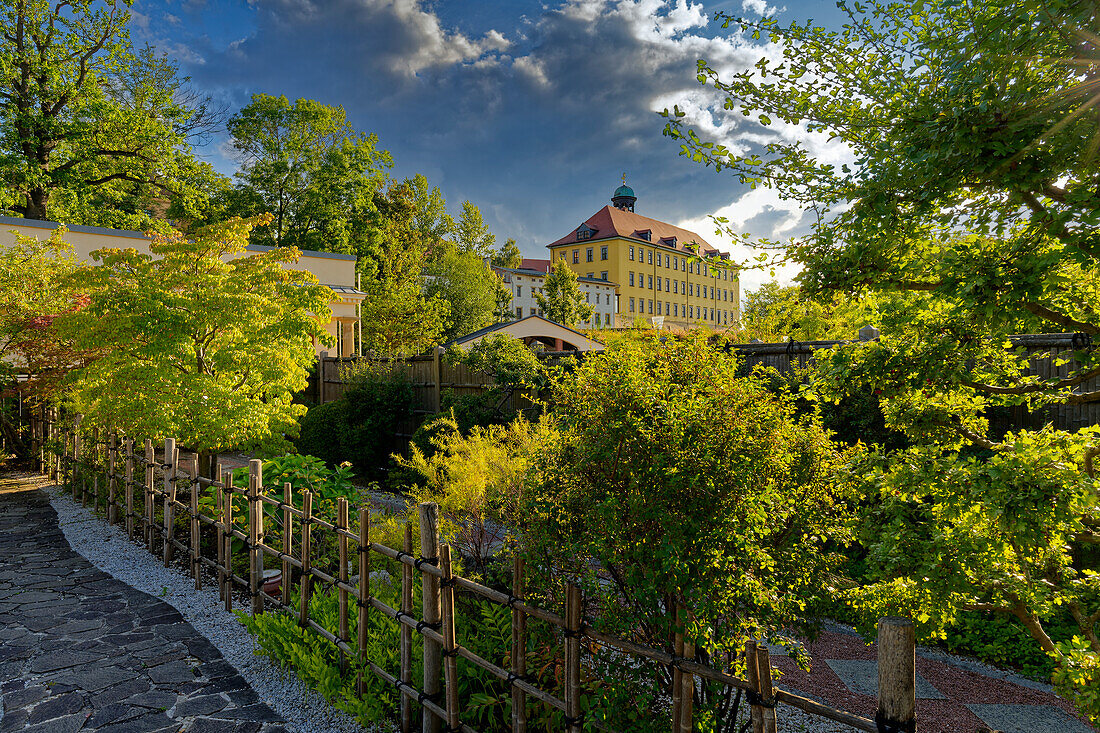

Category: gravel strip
[47, 483, 391, 733]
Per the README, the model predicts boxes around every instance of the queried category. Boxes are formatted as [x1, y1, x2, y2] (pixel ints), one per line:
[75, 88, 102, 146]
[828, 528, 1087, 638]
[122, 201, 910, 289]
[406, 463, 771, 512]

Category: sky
[130, 0, 854, 295]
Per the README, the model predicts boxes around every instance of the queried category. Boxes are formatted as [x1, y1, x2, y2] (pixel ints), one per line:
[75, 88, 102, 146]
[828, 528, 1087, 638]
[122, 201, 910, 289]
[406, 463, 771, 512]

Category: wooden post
[419, 502, 442, 733]
[440, 545, 460, 732]
[298, 491, 313, 627]
[223, 470, 234, 612]
[876, 617, 916, 733]
[162, 438, 178, 565]
[144, 440, 154, 552]
[248, 459, 264, 616]
[216, 466, 226, 604]
[401, 523, 414, 733]
[337, 497, 350, 670]
[745, 639, 764, 733]
[188, 456, 201, 589]
[357, 507, 370, 700]
[672, 604, 683, 730]
[282, 482, 293, 607]
[511, 556, 527, 733]
[432, 346, 442, 412]
[72, 419, 82, 501]
[755, 644, 777, 733]
[564, 583, 582, 733]
[124, 438, 134, 539]
[107, 431, 118, 524]
[680, 632, 695, 733]
[318, 351, 328, 404]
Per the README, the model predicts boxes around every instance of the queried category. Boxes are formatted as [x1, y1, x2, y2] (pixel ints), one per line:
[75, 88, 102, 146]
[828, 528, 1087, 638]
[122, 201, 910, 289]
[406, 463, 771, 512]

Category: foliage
[737, 282, 885, 342]
[396, 414, 555, 572]
[668, 0, 1100, 718]
[225, 93, 391, 254]
[446, 334, 545, 393]
[296, 363, 415, 476]
[520, 335, 855, 721]
[0, 1, 219, 225]
[451, 200, 495, 257]
[490, 237, 523, 269]
[423, 244, 502, 342]
[61, 216, 332, 461]
[358, 181, 450, 354]
[535, 261, 593, 327]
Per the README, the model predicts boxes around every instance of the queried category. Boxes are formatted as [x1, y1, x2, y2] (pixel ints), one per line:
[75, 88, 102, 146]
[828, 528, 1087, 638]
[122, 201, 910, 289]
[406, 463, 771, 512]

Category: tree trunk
[24, 188, 50, 221]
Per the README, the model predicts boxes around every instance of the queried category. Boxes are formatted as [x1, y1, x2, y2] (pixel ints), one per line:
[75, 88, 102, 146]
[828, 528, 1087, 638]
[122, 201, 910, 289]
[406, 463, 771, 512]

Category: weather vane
[622, 172, 626, 185]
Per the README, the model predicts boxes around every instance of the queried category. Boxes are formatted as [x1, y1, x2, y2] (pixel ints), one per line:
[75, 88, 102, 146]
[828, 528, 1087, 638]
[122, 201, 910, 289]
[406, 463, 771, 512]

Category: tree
[60, 215, 333, 474]
[738, 282, 888, 342]
[521, 336, 855, 727]
[358, 181, 449, 353]
[536, 261, 593, 326]
[451, 200, 495, 257]
[666, 0, 1100, 718]
[490, 237, 523, 269]
[407, 173, 453, 254]
[0, 2, 219, 226]
[226, 94, 391, 253]
[424, 244, 502, 341]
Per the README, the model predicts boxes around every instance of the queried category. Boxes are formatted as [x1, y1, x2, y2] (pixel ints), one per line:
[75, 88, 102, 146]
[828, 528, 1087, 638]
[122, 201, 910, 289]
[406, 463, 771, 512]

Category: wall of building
[548, 235, 739, 330]
[494, 267, 617, 329]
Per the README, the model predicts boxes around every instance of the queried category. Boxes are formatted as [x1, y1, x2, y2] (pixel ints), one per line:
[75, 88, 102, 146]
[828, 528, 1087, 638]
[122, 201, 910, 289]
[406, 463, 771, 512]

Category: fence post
[144, 440, 154, 551]
[282, 482, 293, 607]
[755, 644, 777, 733]
[357, 507, 371, 700]
[511, 556, 527, 733]
[876, 617, 916, 733]
[440, 544, 460, 732]
[216, 465, 225, 604]
[188, 457, 200, 589]
[72, 417, 82, 500]
[162, 438, 177, 566]
[248, 459, 264, 616]
[318, 351, 328, 404]
[401, 523, 414, 733]
[745, 639, 764, 733]
[672, 603, 683, 730]
[124, 438, 134, 539]
[564, 583, 583, 733]
[419, 502, 442, 733]
[432, 346, 442, 412]
[337, 497, 350, 670]
[675, 605, 695, 733]
[107, 431, 118, 525]
[223, 470, 234, 612]
[298, 491, 313, 627]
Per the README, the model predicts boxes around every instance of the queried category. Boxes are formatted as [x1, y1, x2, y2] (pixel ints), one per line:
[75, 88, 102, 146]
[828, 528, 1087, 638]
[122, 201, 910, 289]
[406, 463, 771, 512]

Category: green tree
[424, 244, 501, 341]
[667, 0, 1100, 717]
[60, 215, 333, 474]
[536, 261, 593, 326]
[226, 94, 391, 253]
[0, 1, 219, 226]
[407, 173, 453, 254]
[490, 237, 523, 269]
[521, 335, 854, 727]
[451, 200, 495, 257]
[358, 181, 449, 353]
[738, 282, 888, 342]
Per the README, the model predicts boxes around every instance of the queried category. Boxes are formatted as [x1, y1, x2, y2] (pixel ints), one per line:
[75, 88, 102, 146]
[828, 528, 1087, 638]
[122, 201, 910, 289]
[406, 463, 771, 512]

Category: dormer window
[634, 230, 652, 241]
[660, 236, 677, 248]
[576, 224, 595, 241]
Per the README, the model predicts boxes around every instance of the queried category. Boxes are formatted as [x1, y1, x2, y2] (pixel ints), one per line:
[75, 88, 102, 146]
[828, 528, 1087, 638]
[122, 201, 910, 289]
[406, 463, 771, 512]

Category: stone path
[772, 624, 1098, 733]
[0, 475, 287, 733]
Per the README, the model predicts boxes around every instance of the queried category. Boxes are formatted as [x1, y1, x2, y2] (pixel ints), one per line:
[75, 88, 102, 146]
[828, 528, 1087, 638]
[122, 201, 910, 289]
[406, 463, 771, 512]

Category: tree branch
[961, 365, 1100, 396]
[1023, 302, 1100, 335]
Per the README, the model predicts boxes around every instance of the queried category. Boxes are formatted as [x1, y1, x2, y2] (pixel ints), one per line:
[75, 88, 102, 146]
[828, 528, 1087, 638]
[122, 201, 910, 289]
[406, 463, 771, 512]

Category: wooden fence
[28, 410, 918, 733]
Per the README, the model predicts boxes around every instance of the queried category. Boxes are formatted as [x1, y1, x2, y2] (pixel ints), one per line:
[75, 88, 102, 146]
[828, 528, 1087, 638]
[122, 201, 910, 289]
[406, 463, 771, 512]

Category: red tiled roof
[520, 258, 551, 272]
[547, 205, 716, 253]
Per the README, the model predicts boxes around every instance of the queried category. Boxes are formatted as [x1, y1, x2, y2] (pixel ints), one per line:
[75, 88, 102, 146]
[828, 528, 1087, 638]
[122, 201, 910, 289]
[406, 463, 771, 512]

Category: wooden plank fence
[31, 411, 918, 733]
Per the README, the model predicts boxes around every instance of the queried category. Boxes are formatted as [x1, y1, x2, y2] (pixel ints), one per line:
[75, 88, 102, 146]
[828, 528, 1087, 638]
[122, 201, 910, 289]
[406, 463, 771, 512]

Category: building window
[601, 271, 608, 281]
[648, 300, 653, 314]
[604, 313, 610, 325]
[648, 249, 653, 264]
[665, 278, 670, 292]
[629, 298, 635, 312]
[673, 280, 678, 294]
[517, 286, 522, 297]
[559, 252, 566, 260]
[646, 275, 651, 289]
[674, 303, 679, 317]
[516, 307, 523, 318]
[656, 278, 662, 292]
[573, 250, 579, 264]
[629, 246, 635, 261]
[587, 273, 594, 279]
[629, 272, 635, 287]
[681, 258, 686, 270]
[673, 258, 678, 271]
[585, 293, 590, 303]
[577, 224, 593, 241]
[663, 255, 668, 268]
[586, 248, 593, 262]
[656, 301, 662, 315]
[600, 246, 608, 260]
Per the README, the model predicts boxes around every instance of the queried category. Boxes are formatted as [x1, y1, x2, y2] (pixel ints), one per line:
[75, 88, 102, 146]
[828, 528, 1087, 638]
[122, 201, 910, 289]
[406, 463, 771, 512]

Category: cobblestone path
[0, 475, 287, 733]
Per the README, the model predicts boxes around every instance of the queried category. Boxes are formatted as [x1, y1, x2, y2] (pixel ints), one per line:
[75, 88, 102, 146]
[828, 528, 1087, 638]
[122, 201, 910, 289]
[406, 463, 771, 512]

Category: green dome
[614, 184, 635, 198]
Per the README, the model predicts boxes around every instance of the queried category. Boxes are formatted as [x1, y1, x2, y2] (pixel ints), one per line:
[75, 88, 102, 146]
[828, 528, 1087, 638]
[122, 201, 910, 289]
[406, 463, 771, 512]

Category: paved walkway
[772, 624, 1097, 733]
[0, 475, 287, 733]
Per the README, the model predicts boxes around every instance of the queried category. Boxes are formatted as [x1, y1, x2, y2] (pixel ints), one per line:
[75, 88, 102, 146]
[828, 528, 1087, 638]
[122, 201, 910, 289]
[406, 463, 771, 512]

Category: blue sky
[131, 0, 852, 293]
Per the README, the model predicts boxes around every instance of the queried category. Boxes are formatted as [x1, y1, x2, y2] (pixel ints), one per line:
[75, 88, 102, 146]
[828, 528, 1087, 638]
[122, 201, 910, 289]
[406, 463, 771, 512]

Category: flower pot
[262, 569, 282, 595]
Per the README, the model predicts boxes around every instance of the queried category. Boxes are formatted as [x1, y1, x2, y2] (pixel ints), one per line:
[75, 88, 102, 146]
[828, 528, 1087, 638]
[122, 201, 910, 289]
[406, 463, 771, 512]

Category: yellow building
[0, 216, 365, 355]
[546, 185, 739, 330]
